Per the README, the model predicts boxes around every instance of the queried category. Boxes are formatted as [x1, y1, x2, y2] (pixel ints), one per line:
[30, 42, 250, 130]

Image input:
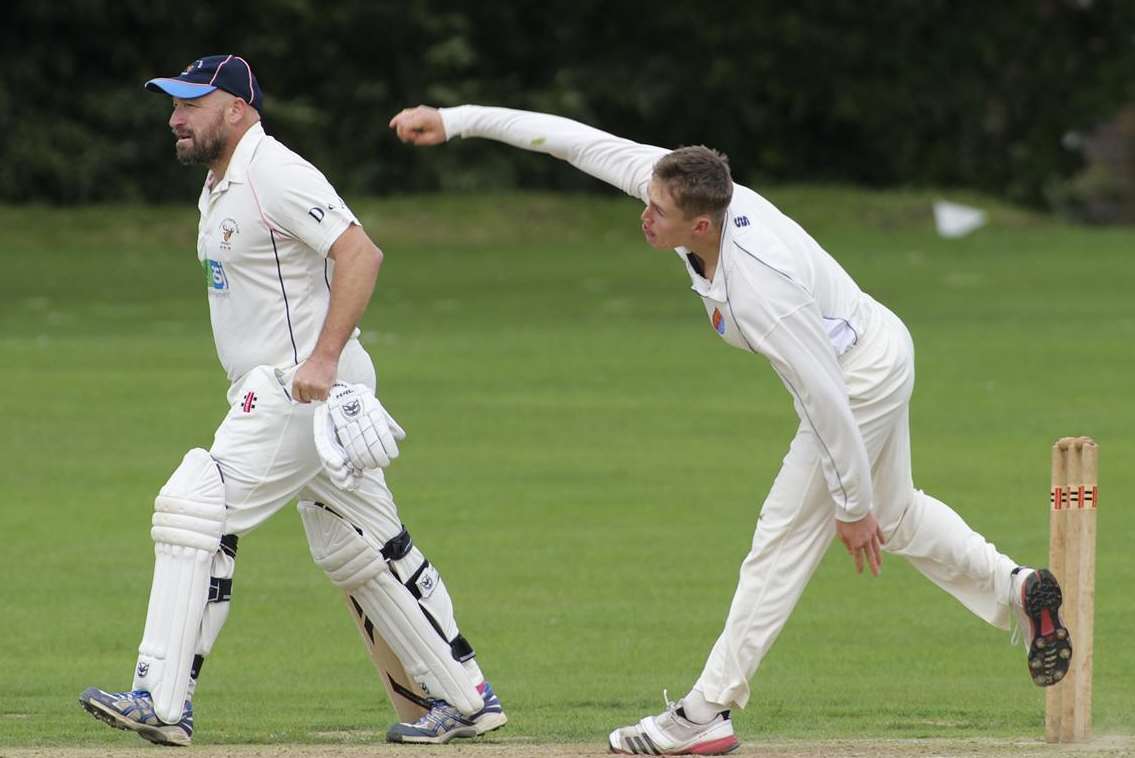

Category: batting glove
[314, 403, 363, 491]
[325, 382, 406, 470]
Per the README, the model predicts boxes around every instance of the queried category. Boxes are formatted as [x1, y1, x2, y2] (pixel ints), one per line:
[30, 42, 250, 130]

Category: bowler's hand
[835, 512, 885, 577]
[389, 106, 446, 145]
[292, 355, 337, 403]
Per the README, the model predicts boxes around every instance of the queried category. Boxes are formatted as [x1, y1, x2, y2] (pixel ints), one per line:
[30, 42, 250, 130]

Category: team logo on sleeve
[711, 307, 726, 335]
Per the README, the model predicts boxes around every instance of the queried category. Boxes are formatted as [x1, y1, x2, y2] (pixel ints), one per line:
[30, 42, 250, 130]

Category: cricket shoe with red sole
[1018, 568, 1073, 687]
[608, 695, 739, 755]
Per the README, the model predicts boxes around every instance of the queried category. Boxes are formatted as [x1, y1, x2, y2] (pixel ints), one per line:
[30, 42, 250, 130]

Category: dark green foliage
[3, 0, 1133, 205]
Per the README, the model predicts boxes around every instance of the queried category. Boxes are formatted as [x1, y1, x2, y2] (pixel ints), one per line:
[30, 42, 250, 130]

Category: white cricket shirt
[196, 122, 359, 383]
[440, 106, 879, 520]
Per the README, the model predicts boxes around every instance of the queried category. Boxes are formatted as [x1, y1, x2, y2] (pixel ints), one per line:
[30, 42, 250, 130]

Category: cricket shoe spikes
[608, 693, 739, 755]
[1016, 568, 1073, 687]
[78, 687, 193, 746]
[386, 680, 507, 744]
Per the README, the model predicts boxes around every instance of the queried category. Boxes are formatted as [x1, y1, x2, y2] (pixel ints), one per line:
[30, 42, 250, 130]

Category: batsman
[78, 56, 506, 746]
[390, 104, 1073, 756]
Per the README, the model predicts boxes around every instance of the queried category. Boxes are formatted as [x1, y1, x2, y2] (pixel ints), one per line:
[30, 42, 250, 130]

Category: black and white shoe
[1015, 568, 1073, 687]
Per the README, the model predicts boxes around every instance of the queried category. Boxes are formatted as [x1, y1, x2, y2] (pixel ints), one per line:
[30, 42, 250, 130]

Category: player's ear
[227, 96, 247, 124]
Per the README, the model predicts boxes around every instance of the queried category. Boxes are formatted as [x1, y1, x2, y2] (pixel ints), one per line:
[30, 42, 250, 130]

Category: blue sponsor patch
[203, 258, 229, 291]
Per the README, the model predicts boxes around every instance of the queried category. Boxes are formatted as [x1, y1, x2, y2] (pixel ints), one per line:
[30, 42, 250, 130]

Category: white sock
[1010, 567, 1035, 607]
[681, 688, 727, 723]
[463, 659, 485, 689]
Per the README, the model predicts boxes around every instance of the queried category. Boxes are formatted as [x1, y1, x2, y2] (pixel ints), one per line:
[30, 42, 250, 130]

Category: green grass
[1, 188, 1132, 746]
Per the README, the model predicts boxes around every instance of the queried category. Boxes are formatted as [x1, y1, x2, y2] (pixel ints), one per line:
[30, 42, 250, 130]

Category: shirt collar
[207, 122, 265, 193]
[678, 208, 731, 301]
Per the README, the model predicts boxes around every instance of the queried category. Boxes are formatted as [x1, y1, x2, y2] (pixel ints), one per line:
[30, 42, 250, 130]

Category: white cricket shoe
[608, 694, 739, 755]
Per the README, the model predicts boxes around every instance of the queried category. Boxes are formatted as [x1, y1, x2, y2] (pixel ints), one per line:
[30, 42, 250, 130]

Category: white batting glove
[314, 403, 363, 491]
[325, 382, 406, 469]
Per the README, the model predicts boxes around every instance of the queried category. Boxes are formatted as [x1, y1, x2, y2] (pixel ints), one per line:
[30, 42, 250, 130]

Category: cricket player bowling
[389, 104, 1071, 755]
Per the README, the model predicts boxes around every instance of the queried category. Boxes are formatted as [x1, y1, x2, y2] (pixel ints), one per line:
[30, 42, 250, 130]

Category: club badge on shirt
[712, 307, 726, 335]
[220, 218, 239, 250]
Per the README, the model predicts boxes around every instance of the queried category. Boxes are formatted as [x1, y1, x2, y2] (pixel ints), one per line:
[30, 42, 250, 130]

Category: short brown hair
[652, 146, 733, 224]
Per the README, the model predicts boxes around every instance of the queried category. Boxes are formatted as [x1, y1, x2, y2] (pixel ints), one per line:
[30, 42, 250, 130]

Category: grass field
[1, 189, 1132, 752]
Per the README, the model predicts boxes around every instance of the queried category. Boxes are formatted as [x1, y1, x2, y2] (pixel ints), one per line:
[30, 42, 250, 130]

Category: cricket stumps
[1046, 436, 1097, 743]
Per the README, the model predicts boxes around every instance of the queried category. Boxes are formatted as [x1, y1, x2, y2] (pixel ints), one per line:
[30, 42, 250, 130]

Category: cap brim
[145, 78, 218, 99]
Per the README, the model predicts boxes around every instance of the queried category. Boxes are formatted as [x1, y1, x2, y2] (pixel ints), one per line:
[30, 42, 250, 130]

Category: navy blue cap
[146, 54, 263, 112]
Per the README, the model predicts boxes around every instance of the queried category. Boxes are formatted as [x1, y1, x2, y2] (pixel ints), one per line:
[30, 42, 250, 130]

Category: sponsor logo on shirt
[309, 197, 348, 223]
[712, 307, 726, 335]
[242, 391, 257, 413]
[734, 215, 750, 227]
[203, 258, 229, 293]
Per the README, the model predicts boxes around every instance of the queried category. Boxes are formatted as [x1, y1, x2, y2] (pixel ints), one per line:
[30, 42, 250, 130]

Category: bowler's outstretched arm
[391, 105, 667, 203]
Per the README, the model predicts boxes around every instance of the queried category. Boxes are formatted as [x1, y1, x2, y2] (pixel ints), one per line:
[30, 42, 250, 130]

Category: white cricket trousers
[151, 339, 409, 669]
[210, 338, 400, 541]
[695, 303, 1019, 710]
[179, 339, 484, 694]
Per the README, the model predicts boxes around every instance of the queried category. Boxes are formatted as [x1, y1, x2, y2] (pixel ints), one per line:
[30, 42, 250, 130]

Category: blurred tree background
[3, 0, 1134, 218]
